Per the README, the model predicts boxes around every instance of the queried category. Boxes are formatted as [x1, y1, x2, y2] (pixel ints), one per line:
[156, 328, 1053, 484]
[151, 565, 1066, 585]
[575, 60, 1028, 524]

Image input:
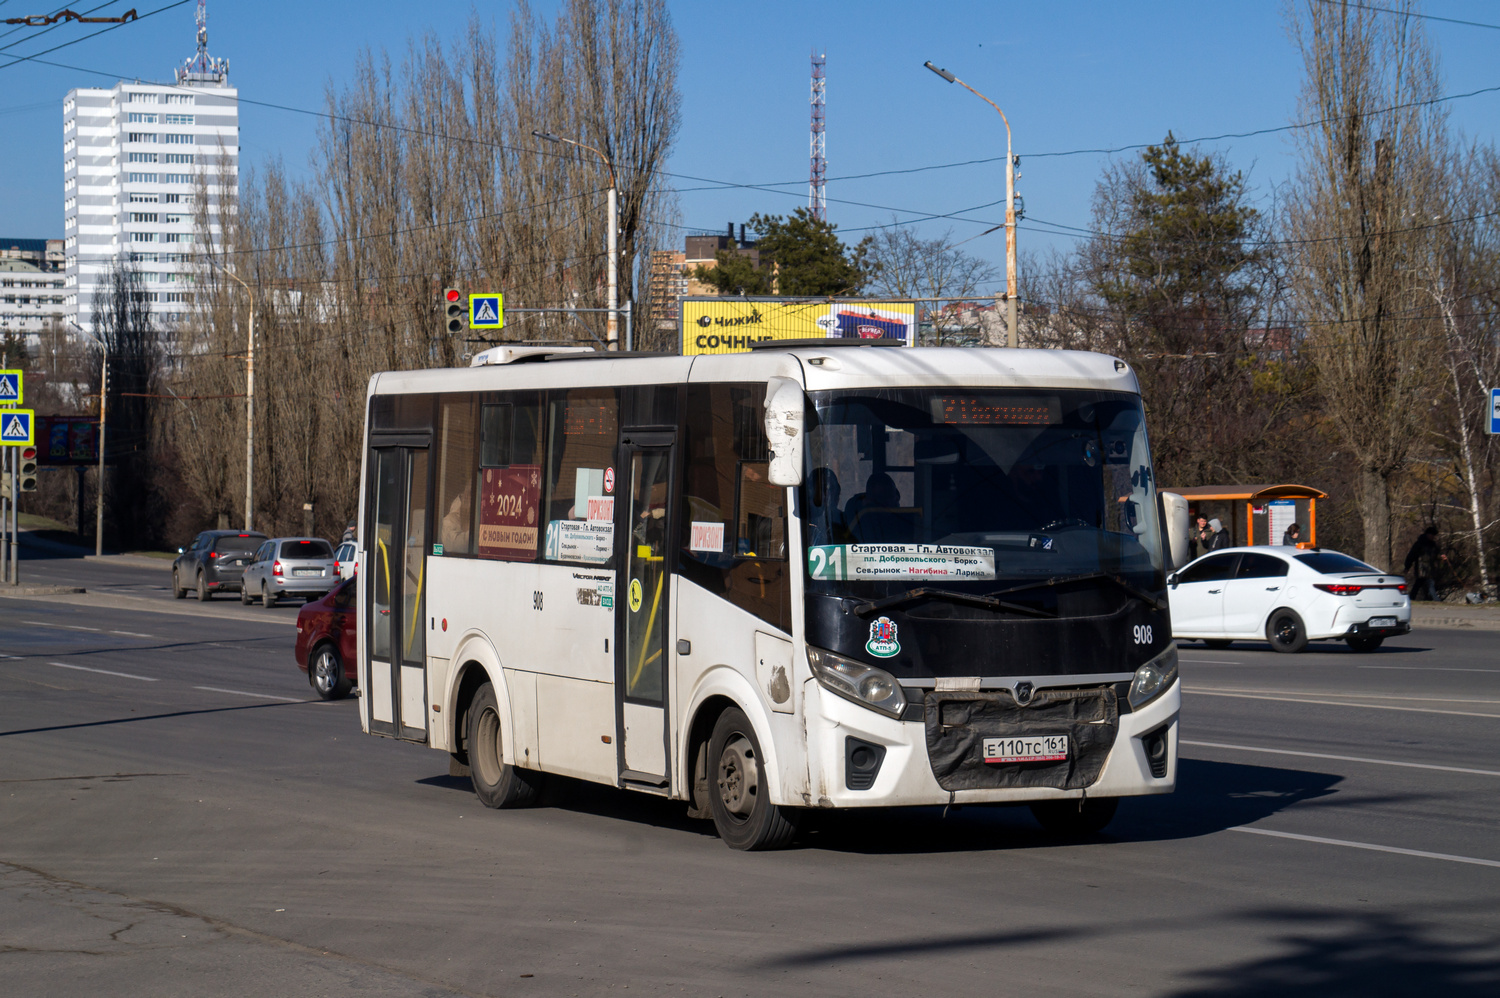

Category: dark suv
[173, 530, 268, 601]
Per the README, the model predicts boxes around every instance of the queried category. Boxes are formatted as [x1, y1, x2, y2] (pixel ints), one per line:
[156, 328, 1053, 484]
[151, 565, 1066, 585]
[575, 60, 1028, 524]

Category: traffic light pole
[2, 446, 9, 584]
[9, 451, 16, 585]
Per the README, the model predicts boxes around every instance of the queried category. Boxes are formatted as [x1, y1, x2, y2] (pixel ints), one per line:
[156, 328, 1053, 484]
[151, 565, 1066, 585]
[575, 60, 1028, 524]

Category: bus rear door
[366, 443, 430, 742]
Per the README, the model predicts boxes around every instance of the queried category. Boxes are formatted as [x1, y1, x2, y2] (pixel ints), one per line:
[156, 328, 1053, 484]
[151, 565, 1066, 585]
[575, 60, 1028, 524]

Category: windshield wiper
[852, 587, 1056, 619]
[984, 572, 1168, 611]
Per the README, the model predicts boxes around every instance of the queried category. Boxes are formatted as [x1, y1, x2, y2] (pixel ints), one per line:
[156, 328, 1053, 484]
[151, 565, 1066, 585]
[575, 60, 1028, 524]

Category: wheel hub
[716, 734, 757, 817]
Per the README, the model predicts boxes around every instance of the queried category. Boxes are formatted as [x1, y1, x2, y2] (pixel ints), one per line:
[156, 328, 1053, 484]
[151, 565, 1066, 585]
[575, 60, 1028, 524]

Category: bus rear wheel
[1029, 797, 1118, 835]
[707, 707, 798, 851]
[466, 682, 542, 809]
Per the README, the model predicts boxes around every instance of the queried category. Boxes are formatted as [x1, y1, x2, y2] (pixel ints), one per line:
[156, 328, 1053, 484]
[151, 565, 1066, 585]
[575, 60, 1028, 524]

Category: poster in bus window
[478, 464, 541, 561]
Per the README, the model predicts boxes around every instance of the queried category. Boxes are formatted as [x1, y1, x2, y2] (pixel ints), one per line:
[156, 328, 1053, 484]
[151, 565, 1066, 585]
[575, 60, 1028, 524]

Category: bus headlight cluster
[807, 646, 908, 719]
[1129, 644, 1179, 710]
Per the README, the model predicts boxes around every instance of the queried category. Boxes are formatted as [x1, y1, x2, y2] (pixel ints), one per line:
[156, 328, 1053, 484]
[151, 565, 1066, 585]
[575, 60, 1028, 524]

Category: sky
[2, 0, 1499, 288]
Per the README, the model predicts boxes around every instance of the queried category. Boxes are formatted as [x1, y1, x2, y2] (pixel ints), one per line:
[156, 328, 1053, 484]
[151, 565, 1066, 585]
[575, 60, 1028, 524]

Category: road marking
[1183, 689, 1500, 719]
[193, 686, 303, 703]
[1230, 826, 1500, 869]
[108, 630, 155, 638]
[1183, 739, 1500, 777]
[1179, 659, 1240, 665]
[1189, 686, 1500, 704]
[49, 662, 158, 682]
[23, 620, 103, 633]
[1361, 665, 1500, 674]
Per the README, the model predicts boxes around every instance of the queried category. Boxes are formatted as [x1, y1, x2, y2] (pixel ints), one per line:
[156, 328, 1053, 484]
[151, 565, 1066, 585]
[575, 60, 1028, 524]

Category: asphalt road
[2, 546, 1498, 996]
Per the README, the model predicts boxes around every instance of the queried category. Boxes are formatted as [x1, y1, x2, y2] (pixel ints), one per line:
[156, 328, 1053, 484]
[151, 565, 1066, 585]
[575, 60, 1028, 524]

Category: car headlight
[806, 645, 908, 718]
[1129, 644, 1179, 710]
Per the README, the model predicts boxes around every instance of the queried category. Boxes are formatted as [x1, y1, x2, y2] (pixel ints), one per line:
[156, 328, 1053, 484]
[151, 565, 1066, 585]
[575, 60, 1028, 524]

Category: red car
[295, 578, 357, 700]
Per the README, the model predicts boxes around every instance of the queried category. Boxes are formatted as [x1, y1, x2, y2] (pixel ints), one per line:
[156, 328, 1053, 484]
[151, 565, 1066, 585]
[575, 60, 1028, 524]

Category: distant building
[647, 250, 687, 332]
[0, 259, 66, 347]
[0, 238, 65, 273]
[684, 224, 759, 296]
[62, 2, 237, 332]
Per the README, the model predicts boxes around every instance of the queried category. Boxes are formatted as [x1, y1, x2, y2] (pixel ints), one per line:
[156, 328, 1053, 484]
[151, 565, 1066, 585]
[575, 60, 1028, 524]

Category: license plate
[293, 568, 320, 577]
[1368, 616, 1397, 628]
[983, 735, 1069, 764]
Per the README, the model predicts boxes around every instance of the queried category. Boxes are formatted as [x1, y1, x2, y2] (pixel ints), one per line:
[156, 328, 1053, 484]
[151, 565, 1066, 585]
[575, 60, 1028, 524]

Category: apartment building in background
[62, 3, 237, 332]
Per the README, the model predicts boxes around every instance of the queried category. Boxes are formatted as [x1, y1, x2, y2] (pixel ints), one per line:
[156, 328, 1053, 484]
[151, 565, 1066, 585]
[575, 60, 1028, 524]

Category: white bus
[356, 341, 1187, 849]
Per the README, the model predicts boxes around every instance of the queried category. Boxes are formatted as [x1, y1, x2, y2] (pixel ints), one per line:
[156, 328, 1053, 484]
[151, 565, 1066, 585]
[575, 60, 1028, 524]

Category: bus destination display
[929, 396, 1060, 426]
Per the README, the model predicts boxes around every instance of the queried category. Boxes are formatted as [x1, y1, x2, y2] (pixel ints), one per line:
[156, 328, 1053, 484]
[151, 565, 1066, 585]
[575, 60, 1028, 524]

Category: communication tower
[176, 0, 229, 84]
[809, 51, 826, 222]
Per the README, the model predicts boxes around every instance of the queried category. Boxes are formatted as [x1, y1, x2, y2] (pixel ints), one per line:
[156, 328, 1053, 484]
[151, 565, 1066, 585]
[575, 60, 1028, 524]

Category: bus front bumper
[797, 679, 1180, 809]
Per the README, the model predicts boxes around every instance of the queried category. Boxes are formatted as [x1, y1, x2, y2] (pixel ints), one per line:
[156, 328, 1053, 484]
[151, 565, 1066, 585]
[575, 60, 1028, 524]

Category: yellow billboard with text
[680, 298, 916, 355]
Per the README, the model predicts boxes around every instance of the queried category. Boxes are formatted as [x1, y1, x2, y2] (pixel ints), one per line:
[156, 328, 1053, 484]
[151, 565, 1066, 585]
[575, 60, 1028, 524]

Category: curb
[1412, 615, 1500, 632]
[84, 554, 175, 570]
[0, 585, 87, 597]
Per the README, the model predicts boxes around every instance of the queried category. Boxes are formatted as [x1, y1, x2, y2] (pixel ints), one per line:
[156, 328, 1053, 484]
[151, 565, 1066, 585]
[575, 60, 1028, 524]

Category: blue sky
[3, 0, 1498, 278]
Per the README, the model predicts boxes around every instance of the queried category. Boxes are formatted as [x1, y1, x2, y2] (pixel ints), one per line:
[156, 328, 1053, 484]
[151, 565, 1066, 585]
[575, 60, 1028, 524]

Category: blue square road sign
[469, 294, 504, 329]
[1489, 387, 1500, 435]
[0, 369, 21, 406]
[1, 408, 34, 446]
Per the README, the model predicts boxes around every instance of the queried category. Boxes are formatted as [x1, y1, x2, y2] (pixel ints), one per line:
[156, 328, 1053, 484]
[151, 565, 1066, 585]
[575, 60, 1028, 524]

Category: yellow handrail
[629, 570, 665, 691]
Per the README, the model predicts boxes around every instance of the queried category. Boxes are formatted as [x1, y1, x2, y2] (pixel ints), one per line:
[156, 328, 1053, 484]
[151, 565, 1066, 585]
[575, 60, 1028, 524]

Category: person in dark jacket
[1192, 515, 1214, 557]
[1207, 518, 1232, 551]
[1282, 522, 1302, 547]
[1403, 526, 1446, 601]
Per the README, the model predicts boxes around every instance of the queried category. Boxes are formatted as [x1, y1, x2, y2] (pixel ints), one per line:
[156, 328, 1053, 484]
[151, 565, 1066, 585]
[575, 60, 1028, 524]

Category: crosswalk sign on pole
[1, 408, 33, 446]
[0, 369, 21, 406]
[469, 294, 504, 329]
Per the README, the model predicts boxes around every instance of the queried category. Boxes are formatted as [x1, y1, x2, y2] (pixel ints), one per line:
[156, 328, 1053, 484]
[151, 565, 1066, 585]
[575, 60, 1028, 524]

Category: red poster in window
[478, 464, 541, 561]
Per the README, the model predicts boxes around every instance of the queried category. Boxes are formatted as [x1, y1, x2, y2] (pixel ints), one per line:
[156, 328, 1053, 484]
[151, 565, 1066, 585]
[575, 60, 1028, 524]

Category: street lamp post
[69, 320, 108, 556]
[924, 61, 1018, 349]
[208, 260, 255, 531]
[533, 131, 620, 351]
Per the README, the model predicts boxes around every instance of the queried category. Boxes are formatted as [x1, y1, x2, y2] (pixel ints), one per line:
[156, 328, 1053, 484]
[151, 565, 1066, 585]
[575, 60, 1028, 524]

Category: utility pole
[209, 260, 255, 529]
[925, 61, 1018, 348]
[96, 341, 107, 557]
[532, 131, 620, 350]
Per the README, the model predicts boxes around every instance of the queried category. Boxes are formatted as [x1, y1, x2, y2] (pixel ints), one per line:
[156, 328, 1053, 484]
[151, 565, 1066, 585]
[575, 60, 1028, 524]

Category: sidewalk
[1411, 602, 1500, 632]
[15, 528, 172, 570]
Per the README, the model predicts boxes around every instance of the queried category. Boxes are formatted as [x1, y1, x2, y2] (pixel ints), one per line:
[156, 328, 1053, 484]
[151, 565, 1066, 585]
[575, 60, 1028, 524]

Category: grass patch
[18, 512, 70, 531]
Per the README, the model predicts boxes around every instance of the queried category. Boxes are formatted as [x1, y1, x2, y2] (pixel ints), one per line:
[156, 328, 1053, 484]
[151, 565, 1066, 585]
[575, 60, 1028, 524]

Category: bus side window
[436, 395, 477, 556]
[679, 384, 789, 631]
[541, 389, 619, 566]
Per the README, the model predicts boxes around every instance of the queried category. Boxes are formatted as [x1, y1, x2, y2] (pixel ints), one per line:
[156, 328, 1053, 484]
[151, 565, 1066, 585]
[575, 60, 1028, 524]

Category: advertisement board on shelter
[680, 298, 917, 355]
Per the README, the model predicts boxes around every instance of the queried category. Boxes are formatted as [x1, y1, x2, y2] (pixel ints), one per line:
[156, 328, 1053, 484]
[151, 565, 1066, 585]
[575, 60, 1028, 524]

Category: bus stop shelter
[1167, 484, 1328, 548]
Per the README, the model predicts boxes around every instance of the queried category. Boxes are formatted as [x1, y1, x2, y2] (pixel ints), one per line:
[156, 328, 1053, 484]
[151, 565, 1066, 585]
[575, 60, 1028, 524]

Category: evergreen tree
[693, 208, 871, 296]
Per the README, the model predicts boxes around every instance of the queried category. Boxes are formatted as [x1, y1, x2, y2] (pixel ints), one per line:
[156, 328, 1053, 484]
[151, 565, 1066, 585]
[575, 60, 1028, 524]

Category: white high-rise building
[63, 1, 237, 332]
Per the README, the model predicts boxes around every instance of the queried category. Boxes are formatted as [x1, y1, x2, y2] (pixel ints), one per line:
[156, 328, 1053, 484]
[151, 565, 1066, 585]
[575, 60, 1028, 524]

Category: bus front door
[366, 445, 430, 742]
[616, 440, 674, 788]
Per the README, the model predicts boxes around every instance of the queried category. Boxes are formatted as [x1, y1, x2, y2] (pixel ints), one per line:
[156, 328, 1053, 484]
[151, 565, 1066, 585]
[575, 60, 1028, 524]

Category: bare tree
[866, 224, 1001, 345]
[1284, 0, 1448, 570]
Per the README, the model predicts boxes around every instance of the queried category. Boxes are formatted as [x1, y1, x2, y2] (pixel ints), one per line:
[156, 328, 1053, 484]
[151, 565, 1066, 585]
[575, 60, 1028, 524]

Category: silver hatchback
[242, 537, 339, 607]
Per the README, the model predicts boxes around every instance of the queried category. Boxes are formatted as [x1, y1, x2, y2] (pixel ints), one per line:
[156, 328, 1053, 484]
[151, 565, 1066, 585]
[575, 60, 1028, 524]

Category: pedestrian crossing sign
[0, 369, 21, 406]
[470, 294, 504, 329]
[0, 408, 33, 446]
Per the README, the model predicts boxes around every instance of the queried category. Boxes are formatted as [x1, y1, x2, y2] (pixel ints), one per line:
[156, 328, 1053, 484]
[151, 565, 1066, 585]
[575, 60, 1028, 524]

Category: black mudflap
[925, 687, 1119, 791]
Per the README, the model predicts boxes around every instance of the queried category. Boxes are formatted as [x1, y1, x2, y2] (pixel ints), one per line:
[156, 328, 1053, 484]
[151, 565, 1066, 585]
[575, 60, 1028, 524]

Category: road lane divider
[1182, 739, 1500, 777]
[192, 686, 305, 703]
[1183, 688, 1500, 719]
[1361, 665, 1500, 674]
[49, 662, 158, 682]
[1230, 826, 1500, 869]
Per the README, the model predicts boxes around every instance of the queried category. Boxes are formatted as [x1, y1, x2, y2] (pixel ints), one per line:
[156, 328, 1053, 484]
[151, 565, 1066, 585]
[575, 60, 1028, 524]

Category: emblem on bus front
[1013, 681, 1035, 705]
[866, 616, 900, 658]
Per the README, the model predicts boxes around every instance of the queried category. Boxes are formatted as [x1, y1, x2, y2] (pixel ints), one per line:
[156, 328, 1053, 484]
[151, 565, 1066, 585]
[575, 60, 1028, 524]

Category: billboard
[36, 416, 100, 465]
[680, 297, 916, 355]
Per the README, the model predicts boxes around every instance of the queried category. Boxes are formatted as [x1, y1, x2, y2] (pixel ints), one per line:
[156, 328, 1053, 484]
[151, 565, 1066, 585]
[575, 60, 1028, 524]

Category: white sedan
[1167, 546, 1411, 653]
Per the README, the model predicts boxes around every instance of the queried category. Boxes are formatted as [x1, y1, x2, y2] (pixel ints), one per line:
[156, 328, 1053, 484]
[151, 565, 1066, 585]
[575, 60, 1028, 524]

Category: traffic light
[443, 288, 467, 335]
[18, 446, 37, 492]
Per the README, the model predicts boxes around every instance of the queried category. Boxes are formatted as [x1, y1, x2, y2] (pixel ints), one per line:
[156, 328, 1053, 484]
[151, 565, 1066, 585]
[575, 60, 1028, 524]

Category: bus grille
[924, 686, 1119, 791]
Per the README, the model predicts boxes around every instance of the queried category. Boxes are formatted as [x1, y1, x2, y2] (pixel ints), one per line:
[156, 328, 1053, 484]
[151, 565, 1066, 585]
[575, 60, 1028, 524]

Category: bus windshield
[802, 388, 1165, 603]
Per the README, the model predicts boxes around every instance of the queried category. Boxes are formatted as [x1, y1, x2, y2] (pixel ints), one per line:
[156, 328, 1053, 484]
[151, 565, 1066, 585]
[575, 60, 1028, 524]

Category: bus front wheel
[466, 682, 543, 809]
[707, 707, 798, 851]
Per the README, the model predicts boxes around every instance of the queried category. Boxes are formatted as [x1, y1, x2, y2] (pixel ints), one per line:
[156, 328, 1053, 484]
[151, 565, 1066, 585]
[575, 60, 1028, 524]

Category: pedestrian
[1207, 517, 1232, 551]
[1282, 522, 1302, 547]
[1403, 526, 1447, 602]
[1192, 515, 1213, 558]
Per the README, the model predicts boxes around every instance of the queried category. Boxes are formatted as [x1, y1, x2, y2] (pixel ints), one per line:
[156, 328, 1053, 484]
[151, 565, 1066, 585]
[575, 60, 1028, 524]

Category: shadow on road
[417, 757, 1345, 853]
[1165, 907, 1500, 996]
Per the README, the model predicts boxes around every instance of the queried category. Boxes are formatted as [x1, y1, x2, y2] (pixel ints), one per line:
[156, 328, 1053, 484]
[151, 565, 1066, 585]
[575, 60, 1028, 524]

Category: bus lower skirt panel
[924, 687, 1119, 791]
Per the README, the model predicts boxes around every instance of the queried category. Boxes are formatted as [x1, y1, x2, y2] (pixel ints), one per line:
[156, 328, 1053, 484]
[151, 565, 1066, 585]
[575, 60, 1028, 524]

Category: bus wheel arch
[681, 668, 785, 815]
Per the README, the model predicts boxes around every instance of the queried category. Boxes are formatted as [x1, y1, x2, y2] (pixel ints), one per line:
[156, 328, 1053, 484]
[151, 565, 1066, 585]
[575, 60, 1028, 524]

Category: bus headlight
[807, 646, 908, 719]
[1129, 644, 1179, 710]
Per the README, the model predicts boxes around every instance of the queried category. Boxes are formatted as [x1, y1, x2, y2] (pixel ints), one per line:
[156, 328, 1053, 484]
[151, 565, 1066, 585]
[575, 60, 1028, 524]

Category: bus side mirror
[1160, 491, 1190, 571]
[764, 376, 805, 488]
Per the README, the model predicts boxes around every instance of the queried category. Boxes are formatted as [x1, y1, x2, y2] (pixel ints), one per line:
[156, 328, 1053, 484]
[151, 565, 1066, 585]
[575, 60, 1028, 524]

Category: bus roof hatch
[469, 345, 595, 367]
